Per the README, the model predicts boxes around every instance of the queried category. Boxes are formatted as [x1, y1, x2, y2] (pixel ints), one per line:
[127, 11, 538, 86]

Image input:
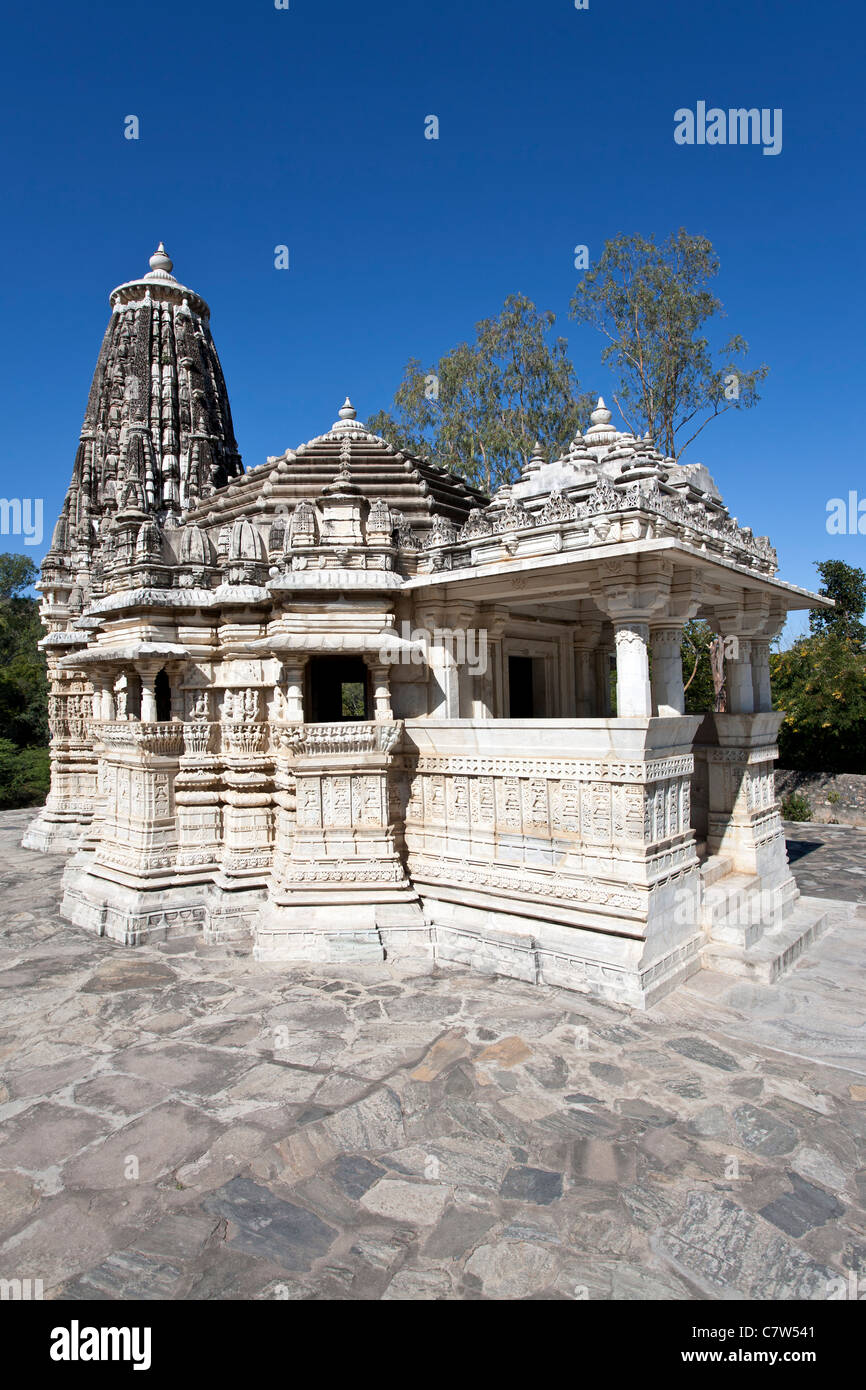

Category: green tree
[0, 740, 49, 810]
[681, 620, 719, 714]
[809, 559, 866, 643]
[771, 634, 866, 773]
[369, 294, 594, 493]
[569, 229, 769, 459]
[0, 552, 49, 764]
[0, 553, 38, 599]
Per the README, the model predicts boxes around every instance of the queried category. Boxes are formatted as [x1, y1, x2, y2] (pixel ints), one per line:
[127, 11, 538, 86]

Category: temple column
[594, 646, 613, 717]
[167, 665, 183, 721]
[575, 646, 595, 716]
[139, 665, 159, 723]
[367, 662, 394, 721]
[477, 606, 507, 718]
[282, 659, 307, 723]
[92, 672, 115, 722]
[725, 639, 755, 714]
[650, 625, 685, 717]
[418, 605, 460, 717]
[557, 633, 576, 716]
[573, 621, 601, 717]
[751, 641, 773, 712]
[613, 622, 652, 717]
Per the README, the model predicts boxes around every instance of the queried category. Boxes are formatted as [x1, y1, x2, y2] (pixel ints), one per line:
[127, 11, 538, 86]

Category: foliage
[0, 579, 49, 749]
[0, 741, 49, 810]
[780, 791, 812, 822]
[809, 559, 866, 643]
[368, 294, 594, 494]
[0, 553, 48, 806]
[569, 229, 768, 459]
[0, 553, 38, 600]
[681, 620, 720, 714]
[771, 634, 866, 773]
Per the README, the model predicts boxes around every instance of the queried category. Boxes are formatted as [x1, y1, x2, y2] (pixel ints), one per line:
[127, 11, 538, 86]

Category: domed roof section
[186, 397, 488, 538]
[47, 245, 243, 587]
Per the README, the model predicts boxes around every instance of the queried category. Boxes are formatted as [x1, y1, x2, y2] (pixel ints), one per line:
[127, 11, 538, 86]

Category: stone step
[702, 898, 830, 983]
[702, 870, 799, 941]
[700, 854, 733, 887]
[702, 872, 762, 925]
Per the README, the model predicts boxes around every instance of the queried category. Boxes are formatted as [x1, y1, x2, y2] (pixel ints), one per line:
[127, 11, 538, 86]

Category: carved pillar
[574, 648, 594, 717]
[751, 641, 772, 713]
[478, 606, 507, 718]
[574, 621, 602, 717]
[91, 672, 115, 722]
[219, 686, 273, 889]
[614, 622, 652, 717]
[703, 712, 796, 910]
[419, 605, 460, 718]
[726, 639, 755, 714]
[281, 659, 307, 723]
[167, 665, 183, 721]
[139, 665, 159, 723]
[102, 678, 116, 722]
[594, 646, 613, 717]
[367, 662, 394, 721]
[557, 633, 575, 716]
[258, 720, 425, 962]
[650, 625, 685, 717]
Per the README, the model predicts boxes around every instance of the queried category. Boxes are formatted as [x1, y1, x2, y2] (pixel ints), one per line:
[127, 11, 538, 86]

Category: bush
[0, 741, 50, 809]
[771, 635, 866, 773]
[780, 791, 812, 822]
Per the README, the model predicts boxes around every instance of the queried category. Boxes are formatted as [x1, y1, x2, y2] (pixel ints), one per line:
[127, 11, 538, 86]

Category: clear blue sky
[1, 0, 863, 637]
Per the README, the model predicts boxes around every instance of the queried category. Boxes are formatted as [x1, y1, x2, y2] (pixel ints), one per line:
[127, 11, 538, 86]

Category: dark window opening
[155, 668, 172, 722]
[308, 657, 370, 722]
[509, 656, 536, 718]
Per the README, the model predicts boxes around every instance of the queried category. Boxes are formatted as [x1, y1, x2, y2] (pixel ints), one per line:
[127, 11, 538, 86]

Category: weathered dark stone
[669, 1038, 740, 1072]
[734, 1104, 799, 1156]
[331, 1155, 386, 1200]
[203, 1178, 337, 1271]
[759, 1174, 845, 1237]
[500, 1166, 563, 1205]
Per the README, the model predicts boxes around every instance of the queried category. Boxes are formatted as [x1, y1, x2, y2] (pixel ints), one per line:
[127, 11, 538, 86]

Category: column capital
[614, 619, 651, 646]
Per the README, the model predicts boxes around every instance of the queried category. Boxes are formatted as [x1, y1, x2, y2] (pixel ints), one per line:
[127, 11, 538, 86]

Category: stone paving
[783, 820, 866, 901]
[1, 809, 864, 1301]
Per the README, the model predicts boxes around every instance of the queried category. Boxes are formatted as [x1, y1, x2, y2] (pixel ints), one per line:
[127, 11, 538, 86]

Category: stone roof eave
[402, 536, 830, 612]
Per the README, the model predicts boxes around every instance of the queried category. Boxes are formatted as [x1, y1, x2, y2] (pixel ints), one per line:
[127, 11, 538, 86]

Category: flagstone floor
[1, 808, 864, 1302]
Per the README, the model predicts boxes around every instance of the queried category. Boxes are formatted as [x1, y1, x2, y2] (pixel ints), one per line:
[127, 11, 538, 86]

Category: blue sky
[1, 0, 863, 637]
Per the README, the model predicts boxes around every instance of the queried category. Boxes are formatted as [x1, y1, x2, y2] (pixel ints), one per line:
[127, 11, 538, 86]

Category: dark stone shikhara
[24, 247, 835, 1006]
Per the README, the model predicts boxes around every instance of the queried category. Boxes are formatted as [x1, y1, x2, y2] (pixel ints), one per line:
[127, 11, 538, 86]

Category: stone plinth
[255, 720, 426, 963]
[402, 717, 703, 1008]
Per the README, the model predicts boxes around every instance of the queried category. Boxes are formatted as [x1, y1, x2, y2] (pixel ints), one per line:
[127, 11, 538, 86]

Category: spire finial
[148, 242, 173, 275]
[524, 439, 546, 475]
[590, 396, 612, 428]
[338, 397, 356, 421]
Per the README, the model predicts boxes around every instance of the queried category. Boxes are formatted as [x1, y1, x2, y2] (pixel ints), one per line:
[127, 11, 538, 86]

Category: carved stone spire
[42, 246, 243, 611]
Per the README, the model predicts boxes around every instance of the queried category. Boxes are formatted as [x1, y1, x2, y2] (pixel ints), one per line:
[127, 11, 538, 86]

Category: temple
[25, 246, 832, 1007]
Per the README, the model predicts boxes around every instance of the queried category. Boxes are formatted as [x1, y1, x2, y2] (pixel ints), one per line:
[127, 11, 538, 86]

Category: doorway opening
[155, 669, 172, 723]
[508, 655, 545, 718]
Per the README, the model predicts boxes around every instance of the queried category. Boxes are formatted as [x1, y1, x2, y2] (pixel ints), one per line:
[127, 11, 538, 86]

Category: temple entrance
[155, 669, 172, 723]
[508, 655, 545, 717]
[308, 657, 370, 722]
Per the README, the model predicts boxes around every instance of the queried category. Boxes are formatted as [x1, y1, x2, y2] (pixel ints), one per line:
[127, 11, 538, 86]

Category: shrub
[771, 635, 866, 773]
[0, 741, 50, 809]
[780, 791, 812, 822]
